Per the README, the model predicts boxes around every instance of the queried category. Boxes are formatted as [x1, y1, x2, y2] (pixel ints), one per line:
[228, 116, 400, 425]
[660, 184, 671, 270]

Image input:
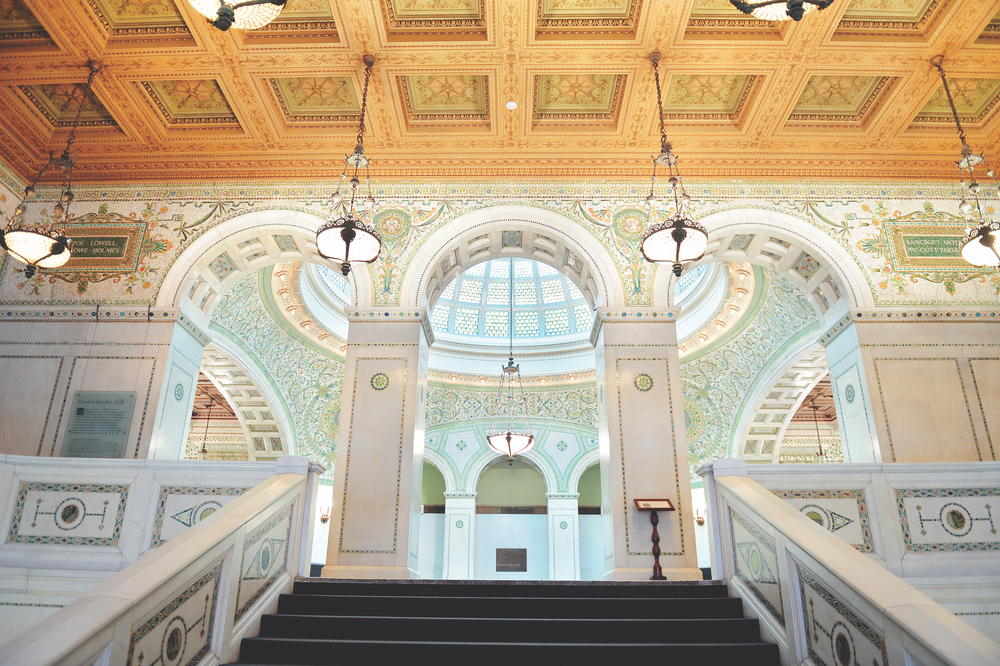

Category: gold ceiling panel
[785, 74, 894, 130]
[15, 83, 118, 128]
[379, 0, 487, 42]
[909, 77, 1000, 130]
[833, 0, 945, 40]
[662, 74, 760, 127]
[140, 79, 240, 128]
[0, 0, 998, 182]
[532, 73, 624, 130]
[0, 0, 54, 49]
[533, 0, 642, 41]
[398, 74, 491, 131]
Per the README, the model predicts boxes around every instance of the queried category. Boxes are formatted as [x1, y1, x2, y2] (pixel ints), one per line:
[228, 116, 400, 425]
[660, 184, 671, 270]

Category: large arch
[653, 208, 872, 314]
[156, 209, 373, 319]
[398, 205, 625, 310]
[465, 449, 559, 497]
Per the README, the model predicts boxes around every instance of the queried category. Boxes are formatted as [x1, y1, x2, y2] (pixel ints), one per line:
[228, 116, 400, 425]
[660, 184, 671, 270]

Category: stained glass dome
[430, 258, 593, 343]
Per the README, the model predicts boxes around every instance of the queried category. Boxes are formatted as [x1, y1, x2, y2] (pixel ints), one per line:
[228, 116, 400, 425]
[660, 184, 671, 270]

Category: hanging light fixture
[316, 55, 382, 277]
[809, 396, 825, 463]
[931, 56, 999, 268]
[187, 0, 287, 31]
[641, 53, 708, 278]
[729, 0, 834, 21]
[0, 61, 101, 279]
[486, 258, 535, 465]
[199, 393, 215, 461]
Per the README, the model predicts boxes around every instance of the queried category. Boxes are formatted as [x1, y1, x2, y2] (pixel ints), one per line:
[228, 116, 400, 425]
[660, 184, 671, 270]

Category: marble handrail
[0, 456, 323, 666]
[699, 459, 1000, 666]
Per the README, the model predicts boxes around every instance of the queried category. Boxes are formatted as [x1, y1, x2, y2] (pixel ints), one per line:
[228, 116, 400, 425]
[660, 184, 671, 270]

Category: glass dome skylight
[315, 265, 352, 306]
[430, 258, 593, 343]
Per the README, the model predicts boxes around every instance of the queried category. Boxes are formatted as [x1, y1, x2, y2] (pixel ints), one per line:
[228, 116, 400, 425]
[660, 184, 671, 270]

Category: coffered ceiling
[0, 0, 998, 183]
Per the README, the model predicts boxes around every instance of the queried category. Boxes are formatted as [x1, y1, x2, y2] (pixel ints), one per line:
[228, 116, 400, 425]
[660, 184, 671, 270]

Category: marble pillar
[323, 308, 430, 578]
[593, 307, 701, 580]
[0, 307, 207, 459]
[822, 311, 1000, 464]
[443, 492, 476, 579]
[547, 492, 580, 580]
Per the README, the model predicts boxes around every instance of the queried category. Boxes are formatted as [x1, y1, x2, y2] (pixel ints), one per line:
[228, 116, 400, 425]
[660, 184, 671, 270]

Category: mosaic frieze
[895, 487, 1000, 552]
[798, 565, 887, 666]
[425, 383, 598, 428]
[126, 562, 221, 666]
[771, 489, 873, 553]
[7, 481, 128, 546]
[235, 504, 293, 621]
[150, 485, 250, 548]
[729, 508, 784, 626]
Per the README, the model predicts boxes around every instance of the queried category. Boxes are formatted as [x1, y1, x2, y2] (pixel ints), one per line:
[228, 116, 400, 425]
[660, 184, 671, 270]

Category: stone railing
[699, 460, 1000, 666]
[0, 456, 322, 666]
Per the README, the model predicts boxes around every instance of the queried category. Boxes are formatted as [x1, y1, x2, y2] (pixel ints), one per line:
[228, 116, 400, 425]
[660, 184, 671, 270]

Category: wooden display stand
[634, 499, 676, 580]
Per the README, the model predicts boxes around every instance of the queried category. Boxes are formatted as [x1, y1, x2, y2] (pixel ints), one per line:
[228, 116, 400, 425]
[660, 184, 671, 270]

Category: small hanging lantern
[640, 53, 708, 277]
[316, 55, 382, 276]
[1, 61, 101, 279]
[729, 0, 834, 21]
[486, 258, 535, 465]
[187, 0, 287, 31]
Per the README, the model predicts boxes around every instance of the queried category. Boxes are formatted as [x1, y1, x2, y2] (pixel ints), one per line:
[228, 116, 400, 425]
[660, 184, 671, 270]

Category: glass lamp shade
[960, 221, 1000, 267]
[750, 1, 816, 21]
[641, 215, 709, 276]
[0, 224, 71, 276]
[486, 431, 535, 464]
[316, 216, 382, 275]
[187, 0, 286, 30]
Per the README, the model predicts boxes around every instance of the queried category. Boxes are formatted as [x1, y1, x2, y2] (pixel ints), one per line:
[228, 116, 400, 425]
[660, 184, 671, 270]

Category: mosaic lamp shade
[187, 0, 287, 30]
[487, 431, 535, 465]
[641, 214, 709, 277]
[960, 221, 1000, 267]
[316, 215, 382, 276]
[729, 0, 833, 21]
[486, 355, 536, 465]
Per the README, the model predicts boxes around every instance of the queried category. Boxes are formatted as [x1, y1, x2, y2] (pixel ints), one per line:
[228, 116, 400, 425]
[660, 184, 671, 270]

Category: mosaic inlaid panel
[7, 482, 128, 546]
[895, 487, 999, 552]
[798, 565, 887, 666]
[150, 485, 250, 548]
[771, 489, 873, 553]
[730, 508, 784, 625]
[125, 562, 221, 666]
[235, 504, 293, 621]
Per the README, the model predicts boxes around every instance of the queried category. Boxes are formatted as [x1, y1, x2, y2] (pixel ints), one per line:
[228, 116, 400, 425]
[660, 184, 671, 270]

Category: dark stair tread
[259, 613, 764, 643]
[293, 578, 729, 598]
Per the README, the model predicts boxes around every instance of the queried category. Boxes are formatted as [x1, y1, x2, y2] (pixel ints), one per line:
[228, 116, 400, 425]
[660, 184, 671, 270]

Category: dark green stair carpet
[226, 579, 779, 666]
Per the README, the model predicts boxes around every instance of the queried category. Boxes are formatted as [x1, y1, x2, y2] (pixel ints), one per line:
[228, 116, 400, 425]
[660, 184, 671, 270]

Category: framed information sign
[62, 391, 137, 458]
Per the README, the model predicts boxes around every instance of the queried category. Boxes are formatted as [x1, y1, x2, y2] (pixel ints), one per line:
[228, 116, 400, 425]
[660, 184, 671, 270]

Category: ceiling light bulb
[505, 100, 518, 110]
[959, 199, 972, 214]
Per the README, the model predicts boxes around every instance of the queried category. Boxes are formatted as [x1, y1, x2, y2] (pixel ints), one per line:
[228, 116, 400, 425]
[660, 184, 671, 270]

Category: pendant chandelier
[641, 52, 708, 278]
[0, 61, 101, 279]
[486, 258, 535, 465]
[187, 0, 287, 31]
[809, 397, 826, 463]
[729, 0, 834, 21]
[931, 57, 999, 268]
[316, 55, 383, 277]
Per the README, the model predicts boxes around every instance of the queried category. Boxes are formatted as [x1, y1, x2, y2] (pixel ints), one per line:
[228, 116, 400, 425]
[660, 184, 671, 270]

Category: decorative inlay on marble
[896, 487, 999, 552]
[798, 565, 887, 666]
[771, 489, 873, 553]
[729, 508, 783, 626]
[126, 562, 221, 666]
[7, 482, 128, 546]
[235, 504, 293, 621]
[150, 485, 250, 548]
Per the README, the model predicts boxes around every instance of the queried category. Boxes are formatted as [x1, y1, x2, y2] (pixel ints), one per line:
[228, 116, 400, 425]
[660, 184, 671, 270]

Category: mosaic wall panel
[771, 490, 873, 552]
[150, 485, 250, 548]
[6, 481, 128, 546]
[895, 487, 1000, 552]
[126, 562, 221, 666]
[425, 383, 598, 429]
[729, 508, 784, 626]
[798, 565, 887, 666]
[235, 504, 293, 621]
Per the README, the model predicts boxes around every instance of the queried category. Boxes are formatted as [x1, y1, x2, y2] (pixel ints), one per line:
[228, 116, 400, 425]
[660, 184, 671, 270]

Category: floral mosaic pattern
[895, 487, 1000, 552]
[771, 489, 873, 553]
[235, 504, 292, 621]
[729, 508, 783, 626]
[799, 565, 887, 666]
[7, 482, 129, 546]
[150, 485, 249, 548]
[426, 382, 598, 428]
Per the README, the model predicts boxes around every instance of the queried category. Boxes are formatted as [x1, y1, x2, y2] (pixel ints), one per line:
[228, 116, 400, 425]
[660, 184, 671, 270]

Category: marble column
[0, 306, 207, 459]
[443, 492, 476, 579]
[823, 310, 1000, 463]
[323, 308, 430, 578]
[593, 307, 701, 580]
[547, 492, 580, 580]
[820, 315, 880, 463]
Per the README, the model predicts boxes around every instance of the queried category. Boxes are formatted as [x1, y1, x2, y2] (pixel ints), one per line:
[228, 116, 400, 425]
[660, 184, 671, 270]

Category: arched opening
[417, 461, 447, 579]
[576, 462, 604, 580]
[475, 459, 549, 579]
